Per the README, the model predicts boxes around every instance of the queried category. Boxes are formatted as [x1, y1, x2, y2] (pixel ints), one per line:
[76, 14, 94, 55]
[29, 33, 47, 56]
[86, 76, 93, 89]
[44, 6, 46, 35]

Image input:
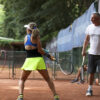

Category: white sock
[88, 85, 92, 91]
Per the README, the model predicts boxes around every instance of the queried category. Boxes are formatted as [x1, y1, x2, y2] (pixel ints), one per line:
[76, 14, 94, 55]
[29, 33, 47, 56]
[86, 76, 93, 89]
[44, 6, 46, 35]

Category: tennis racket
[56, 56, 74, 75]
[43, 49, 74, 75]
[81, 56, 85, 81]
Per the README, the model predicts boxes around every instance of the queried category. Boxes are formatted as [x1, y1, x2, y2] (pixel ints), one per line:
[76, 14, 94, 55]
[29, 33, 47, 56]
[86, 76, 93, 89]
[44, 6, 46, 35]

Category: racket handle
[82, 56, 85, 65]
[43, 48, 56, 61]
[43, 48, 49, 54]
[83, 56, 85, 61]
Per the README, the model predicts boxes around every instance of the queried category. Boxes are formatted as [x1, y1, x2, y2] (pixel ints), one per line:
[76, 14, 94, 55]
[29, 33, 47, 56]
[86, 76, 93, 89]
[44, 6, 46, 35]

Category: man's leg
[86, 73, 94, 96]
[86, 54, 96, 96]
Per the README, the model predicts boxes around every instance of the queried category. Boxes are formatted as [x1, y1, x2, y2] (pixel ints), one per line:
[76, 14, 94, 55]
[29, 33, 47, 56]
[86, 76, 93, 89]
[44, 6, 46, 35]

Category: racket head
[58, 58, 74, 75]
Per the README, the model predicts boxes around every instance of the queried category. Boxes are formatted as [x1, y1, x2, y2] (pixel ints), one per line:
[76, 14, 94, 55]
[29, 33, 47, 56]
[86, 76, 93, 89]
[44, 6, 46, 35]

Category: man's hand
[82, 50, 86, 56]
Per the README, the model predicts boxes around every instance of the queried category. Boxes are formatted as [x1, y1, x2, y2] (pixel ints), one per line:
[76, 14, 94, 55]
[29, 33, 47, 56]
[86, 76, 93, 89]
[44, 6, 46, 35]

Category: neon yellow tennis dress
[21, 34, 46, 70]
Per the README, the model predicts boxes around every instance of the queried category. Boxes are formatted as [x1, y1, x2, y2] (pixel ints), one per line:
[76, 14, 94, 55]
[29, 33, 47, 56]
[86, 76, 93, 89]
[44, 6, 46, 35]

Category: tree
[0, 0, 95, 44]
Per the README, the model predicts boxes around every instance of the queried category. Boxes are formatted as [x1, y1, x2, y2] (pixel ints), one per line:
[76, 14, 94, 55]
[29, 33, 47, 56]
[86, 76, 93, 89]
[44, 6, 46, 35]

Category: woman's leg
[19, 70, 31, 95]
[77, 66, 88, 80]
[38, 70, 57, 96]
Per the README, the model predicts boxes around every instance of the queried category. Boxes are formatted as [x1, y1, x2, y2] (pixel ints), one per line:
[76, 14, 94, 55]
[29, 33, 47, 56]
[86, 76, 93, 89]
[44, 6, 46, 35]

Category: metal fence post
[52, 52, 56, 80]
[12, 51, 15, 79]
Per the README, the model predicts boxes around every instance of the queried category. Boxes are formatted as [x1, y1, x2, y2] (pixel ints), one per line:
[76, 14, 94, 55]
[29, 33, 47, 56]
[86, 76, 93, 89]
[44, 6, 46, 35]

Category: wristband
[44, 53, 51, 58]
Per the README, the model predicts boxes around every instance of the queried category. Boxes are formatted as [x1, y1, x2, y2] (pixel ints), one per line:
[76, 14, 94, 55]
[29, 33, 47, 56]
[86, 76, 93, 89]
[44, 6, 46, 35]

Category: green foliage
[0, 0, 96, 44]
[0, 4, 5, 36]
[0, 40, 12, 48]
[0, 39, 23, 47]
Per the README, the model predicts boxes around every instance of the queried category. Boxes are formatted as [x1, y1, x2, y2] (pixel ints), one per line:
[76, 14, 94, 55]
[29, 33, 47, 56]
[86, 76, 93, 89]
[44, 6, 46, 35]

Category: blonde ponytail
[32, 28, 39, 39]
[28, 22, 39, 39]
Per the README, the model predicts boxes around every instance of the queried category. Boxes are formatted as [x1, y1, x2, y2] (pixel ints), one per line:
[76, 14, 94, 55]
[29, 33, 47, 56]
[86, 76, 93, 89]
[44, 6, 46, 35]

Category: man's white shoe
[86, 90, 93, 96]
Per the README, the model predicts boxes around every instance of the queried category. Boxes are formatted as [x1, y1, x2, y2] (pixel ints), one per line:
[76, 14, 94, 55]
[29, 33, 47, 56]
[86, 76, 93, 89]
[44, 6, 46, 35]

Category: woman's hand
[49, 55, 56, 61]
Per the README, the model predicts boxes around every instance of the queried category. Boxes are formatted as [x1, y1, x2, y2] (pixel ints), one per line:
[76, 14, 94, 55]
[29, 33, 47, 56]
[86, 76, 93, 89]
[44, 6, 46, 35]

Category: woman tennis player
[17, 22, 59, 100]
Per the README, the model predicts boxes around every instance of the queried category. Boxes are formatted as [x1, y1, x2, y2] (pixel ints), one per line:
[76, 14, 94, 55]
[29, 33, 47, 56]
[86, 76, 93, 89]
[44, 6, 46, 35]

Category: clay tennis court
[0, 75, 100, 100]
[0, 65, 100, 100]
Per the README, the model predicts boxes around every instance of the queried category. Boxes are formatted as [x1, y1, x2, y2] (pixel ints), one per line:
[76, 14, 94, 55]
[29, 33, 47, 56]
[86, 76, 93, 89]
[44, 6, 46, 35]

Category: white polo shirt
[85, 24, 100, 55]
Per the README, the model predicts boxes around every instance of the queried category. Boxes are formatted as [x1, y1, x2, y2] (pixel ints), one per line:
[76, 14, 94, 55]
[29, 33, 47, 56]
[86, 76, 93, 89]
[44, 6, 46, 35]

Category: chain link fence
[0, 49, 84, 80]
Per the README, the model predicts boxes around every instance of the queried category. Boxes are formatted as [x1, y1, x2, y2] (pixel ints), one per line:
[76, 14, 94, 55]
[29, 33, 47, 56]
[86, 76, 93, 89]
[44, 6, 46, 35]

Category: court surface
[0, 79, 100, 100]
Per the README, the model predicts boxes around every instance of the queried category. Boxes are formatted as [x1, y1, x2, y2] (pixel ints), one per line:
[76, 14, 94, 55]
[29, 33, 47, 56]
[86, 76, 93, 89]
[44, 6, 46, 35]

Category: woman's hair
[28, 22, 39, 39]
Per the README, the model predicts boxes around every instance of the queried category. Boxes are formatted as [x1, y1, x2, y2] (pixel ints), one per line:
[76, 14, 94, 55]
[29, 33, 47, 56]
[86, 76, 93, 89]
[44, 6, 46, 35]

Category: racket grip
[43, 48, 56, 61]
[82, 56, 85, 65]
[42, 48, 49, 54]
[83, 56, 85, 61]
[43, 48, 51, 58]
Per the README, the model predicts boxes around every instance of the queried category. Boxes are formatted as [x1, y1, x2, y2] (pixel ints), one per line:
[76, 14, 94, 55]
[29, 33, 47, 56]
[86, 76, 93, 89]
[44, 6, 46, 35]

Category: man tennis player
[82, 12, 100, 96]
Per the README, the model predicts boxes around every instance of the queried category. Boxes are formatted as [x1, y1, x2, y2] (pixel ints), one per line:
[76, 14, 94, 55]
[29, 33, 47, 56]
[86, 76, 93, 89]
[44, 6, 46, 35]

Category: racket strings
[56, 57, 74, 75]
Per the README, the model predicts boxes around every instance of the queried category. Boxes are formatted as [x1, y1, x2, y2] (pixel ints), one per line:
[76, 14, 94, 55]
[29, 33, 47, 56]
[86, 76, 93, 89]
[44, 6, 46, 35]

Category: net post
[8, 59, 11, 79]
[12, 51, 15, 79]
[52, 52, 56, 80]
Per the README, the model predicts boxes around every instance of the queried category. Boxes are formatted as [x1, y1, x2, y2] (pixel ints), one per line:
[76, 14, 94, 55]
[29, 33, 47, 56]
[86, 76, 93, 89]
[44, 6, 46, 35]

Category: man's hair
[92, 12, 100, 17]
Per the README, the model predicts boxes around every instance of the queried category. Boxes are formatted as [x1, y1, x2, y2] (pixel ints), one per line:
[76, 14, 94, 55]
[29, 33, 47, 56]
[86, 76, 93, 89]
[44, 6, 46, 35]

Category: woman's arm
[24, 35, 27, 44]
[37, 36, 45, 55]
[37, 36, 55, 60]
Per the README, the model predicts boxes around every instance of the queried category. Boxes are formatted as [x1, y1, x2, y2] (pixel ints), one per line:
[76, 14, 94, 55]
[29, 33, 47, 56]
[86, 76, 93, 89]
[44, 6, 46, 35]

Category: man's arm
[82, 35, 90, 56]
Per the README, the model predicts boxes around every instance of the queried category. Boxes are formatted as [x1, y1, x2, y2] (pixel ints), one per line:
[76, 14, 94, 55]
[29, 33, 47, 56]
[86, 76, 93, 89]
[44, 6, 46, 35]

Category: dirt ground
[0, 66, 100, 100]
[0, 79, 100, 100]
